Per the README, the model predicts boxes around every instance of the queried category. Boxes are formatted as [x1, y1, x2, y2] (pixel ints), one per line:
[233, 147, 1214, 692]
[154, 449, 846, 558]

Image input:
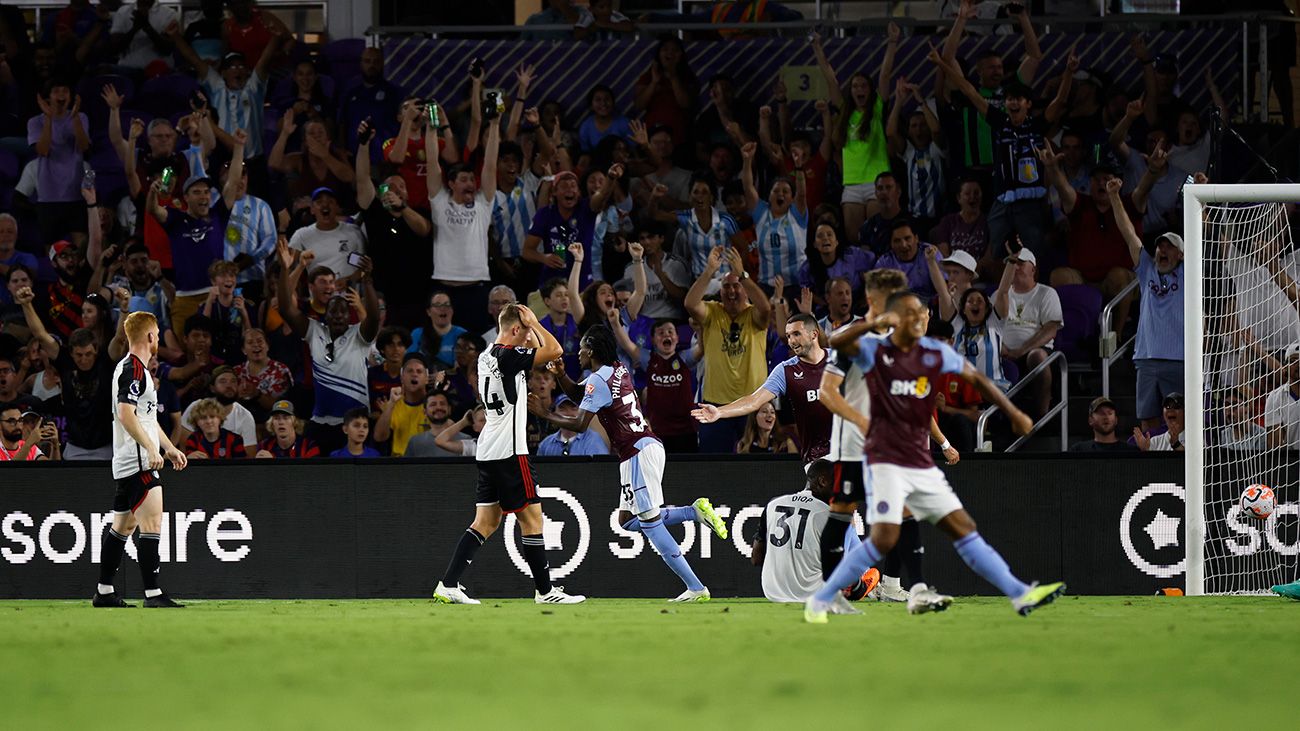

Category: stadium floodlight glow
[1183, 183, 1300, 595]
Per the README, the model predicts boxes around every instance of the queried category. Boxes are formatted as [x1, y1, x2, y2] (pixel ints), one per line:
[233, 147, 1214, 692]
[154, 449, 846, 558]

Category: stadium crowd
[0, 0, 1228, 462]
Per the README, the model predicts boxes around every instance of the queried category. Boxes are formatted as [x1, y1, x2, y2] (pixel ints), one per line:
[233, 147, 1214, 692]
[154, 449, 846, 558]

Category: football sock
[899, 517, 926, 587]
[137, 532, 161, 594]
[98, 527, 129, 589]
[621, 505, 696, 532]
[880, 544, 902, 581]
[441, 528, 486, 586]
[521, 534, 554, 594]
[813, 537, 884, 604]
[953, 532, 1029, 599]
[641, 518, 705, 592]
[820, 512, 853, 579]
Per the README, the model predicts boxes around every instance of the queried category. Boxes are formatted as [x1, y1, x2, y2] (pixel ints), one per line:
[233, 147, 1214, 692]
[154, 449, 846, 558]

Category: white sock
[144, 588, 162, 598]
[97, 583, 114, 595]
[882, 575, 902, 589]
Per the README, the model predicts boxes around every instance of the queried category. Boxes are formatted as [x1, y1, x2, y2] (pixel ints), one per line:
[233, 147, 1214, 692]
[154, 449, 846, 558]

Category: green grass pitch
[2, 596, 1296, 729]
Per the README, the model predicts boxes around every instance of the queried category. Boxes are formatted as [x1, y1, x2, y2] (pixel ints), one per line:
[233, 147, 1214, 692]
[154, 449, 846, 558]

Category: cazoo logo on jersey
[889, 376, 931, 398]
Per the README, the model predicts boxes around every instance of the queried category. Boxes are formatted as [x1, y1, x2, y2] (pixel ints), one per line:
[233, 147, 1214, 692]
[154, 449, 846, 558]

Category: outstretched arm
[810, 32, 842, 109]
[1036, 139, 1076, 214]
[957, 363, 1033, 435]
[1106, 178, 1143, 267]
[929, 46, 988, 116]
[878, 22, 900, 104]
[692, 384, 776, 422]
[1014, 7, 1044, 84]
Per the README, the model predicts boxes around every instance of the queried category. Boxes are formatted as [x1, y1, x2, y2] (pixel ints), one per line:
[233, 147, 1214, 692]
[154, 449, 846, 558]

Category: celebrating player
[535, 324, 728, 602]
[805, 291, 1065, 623]
[818, 269, 958, 608]
[93, 312, 189, 608]
[692, 312, 831, 463]
[433, 304, 585, 605]
[751, 459, 880, 603]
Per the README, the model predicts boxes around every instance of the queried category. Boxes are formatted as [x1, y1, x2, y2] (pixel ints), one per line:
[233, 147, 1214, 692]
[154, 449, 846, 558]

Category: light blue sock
[813, 537, 883, 603]
[642, 518, 705, 592]
[622, 505, 695, 532]
[953, 532, 1029, 599]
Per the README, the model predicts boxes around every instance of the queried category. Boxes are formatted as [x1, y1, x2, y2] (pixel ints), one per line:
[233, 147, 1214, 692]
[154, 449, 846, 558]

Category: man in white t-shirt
[1265, 345, 1300, 450]
[288, 187, 367, 282]
[425, 110, 499, 335]
[109, 0, 181, 71]
[994, 248, 1062, 416]
[172, 366, 257, 448]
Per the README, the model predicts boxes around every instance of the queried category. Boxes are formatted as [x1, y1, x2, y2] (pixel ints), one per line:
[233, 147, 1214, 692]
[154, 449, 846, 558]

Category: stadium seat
[321, 39, 366, 91]
[1054, 284, 1103, 364]
[0, 148, 17, 211]
[138, 75, 201, 118]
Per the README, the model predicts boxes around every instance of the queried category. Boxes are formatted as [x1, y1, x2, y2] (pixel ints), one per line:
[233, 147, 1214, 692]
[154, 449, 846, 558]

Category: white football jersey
[823, 328, 887, 462]
[109, 353, 159, 480]
[475, 344, 536, 461]
[759, 490, 830, 603]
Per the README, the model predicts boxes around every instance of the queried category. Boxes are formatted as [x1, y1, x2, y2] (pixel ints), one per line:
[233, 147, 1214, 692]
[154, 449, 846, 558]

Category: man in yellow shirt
[685, 245, 771, 452]
[372, 352, 431, 456]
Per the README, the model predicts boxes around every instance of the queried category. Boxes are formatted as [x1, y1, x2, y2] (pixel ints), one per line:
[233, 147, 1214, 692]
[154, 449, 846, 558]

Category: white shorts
[841, 182, 878, 205]
[866, 462, 964, 525]
[619, 441, 666, 516]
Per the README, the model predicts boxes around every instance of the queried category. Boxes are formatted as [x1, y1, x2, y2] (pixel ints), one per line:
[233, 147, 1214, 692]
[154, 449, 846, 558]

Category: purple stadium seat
[321, 39, 365, 91]
[0, 148, 18, 210]
[1054, 284, 1103, 363]
[139, 75, 201, 118]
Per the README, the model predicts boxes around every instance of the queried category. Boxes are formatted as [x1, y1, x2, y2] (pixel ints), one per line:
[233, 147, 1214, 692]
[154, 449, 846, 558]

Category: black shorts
[829, 460, 865, 506]
[113, 470, 161, 513]
[476, 456, 541, 514]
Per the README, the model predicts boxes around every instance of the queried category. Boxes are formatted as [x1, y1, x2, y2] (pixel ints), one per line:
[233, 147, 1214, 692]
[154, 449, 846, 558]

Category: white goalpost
[1184, 183, 1300, 595]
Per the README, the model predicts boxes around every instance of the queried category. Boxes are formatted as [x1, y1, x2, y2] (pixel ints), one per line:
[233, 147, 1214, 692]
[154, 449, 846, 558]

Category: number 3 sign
[780, 65, 828, 102]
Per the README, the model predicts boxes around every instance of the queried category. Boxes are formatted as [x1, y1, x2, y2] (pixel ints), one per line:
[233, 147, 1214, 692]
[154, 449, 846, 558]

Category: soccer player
[533, 324, 728, 602]
[433, 304, 584, 605]
[805, 291, 1064, 622]
[93, 312, 189, 608]
[751, 459, 880, 603]
[692, 313, 830, 463]
[820, 270, 960, 606]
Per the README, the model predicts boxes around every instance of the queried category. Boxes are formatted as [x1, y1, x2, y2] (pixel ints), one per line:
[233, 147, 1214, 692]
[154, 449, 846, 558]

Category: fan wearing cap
[147, 130, 244, 339]
[1133, 393, 1184, 452]
[1069, 396, 1139, 453]
[993, 247, 1062, 417]
[1264, 345, 1300, 451]
[928, 246, 979, 323]
[286, 186, 367, 282]
[43, 239, 86, 340]
[1106, 177, 1185, 432]
[929, 42, 1072, 262]
[254, 399, 321, 459]
[534, 394, 609, 457]
[170, 22, 284, 165]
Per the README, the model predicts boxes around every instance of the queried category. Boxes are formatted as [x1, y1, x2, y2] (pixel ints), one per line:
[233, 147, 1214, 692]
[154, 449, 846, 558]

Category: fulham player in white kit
[751, 460, 876, 602]
[93, 312, 189, 608]
[434, 304, 584, 605]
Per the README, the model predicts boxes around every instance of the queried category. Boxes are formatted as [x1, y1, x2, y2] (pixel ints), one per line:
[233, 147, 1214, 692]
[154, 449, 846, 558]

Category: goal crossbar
[1183, 183, 1300, 596]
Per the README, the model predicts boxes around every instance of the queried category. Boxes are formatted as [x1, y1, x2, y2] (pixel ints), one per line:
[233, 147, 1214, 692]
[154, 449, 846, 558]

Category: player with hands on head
[434, 304, 585, 606]
[534, 324, 727, 602]
[94, 311, 188, 609]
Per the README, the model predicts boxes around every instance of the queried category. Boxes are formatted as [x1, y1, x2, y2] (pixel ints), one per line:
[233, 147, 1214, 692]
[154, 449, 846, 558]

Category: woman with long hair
[736, 401, 798, 454]
[799, 222, 875, 307]
[812, 25, 899, 245]
[80, 293, 115, 350]
[645, 172, 739, 280]
[578, 84, 634, 154]
[952, 287, 1009, 389]
[270, 117, 355, 203]
[633, 37, 698, 152]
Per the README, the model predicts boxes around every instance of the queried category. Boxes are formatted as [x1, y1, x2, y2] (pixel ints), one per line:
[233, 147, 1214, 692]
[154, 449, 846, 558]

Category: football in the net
[1240, 484, 1276, 521]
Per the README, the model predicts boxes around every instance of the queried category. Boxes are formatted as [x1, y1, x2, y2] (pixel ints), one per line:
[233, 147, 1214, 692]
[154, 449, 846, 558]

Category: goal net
[1187, 184, 1300, 595]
